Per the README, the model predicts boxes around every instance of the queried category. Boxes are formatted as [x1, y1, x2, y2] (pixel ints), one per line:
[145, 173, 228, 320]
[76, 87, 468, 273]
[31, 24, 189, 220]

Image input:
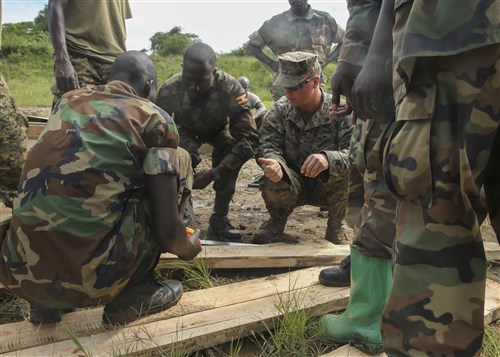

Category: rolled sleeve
[321, 149, 350, 177]
[143, 147, 180, 177]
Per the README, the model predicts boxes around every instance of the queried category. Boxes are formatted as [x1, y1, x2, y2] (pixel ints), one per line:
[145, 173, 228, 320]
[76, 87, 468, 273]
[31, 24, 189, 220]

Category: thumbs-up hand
[258, 158, 283, 182]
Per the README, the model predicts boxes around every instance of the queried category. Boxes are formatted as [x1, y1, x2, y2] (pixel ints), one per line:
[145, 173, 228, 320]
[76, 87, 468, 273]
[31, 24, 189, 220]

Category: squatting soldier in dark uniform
[156, 43, 259, 241]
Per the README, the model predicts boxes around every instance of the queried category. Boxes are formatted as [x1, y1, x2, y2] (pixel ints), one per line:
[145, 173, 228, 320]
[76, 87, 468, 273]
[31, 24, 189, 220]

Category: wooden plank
[0, 267, 349, 353]
[27, 124, 44, 140]
[322, 344, 386, 357]
[159, 243, 351, 269]
[4, 283, 347, 356]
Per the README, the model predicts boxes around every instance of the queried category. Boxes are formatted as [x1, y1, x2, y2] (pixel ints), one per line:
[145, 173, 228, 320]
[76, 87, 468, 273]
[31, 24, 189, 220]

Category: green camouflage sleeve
[221, 80, 259, 171]
[141, 108, 181, 177]
[339, 0, 382, 67]
[321, 115, 352, 176]
[0, 73, 28, 208]
[257, 103, 287, 164]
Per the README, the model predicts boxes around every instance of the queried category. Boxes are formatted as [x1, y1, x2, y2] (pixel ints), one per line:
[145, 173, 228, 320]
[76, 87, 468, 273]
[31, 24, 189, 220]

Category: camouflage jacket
[258, 90, 351, 178]
[1, 81, 180, 306]
[249, 5, 345, 65]
[394, 0, 500, 101]
[156, 69, 259, 171]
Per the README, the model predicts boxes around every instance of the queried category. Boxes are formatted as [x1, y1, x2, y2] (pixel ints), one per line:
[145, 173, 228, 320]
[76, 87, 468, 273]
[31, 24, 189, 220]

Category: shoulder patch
[236, 93, 249, 106]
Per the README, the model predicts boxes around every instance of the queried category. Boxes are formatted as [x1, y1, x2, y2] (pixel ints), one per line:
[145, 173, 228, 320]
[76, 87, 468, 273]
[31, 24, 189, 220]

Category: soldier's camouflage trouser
[0, 148, 193, 308]
[0, 72, 28, 208]
[51, 52, 112, 105]
[259, 162, 348, 235]
[347, 113, 397, 260]
[381, 43, 500, 356]
[178, 126, 242, 217]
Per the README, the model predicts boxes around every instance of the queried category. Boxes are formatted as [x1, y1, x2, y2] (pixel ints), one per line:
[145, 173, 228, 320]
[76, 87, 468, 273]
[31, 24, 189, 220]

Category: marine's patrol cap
[274, 51, 321, 88]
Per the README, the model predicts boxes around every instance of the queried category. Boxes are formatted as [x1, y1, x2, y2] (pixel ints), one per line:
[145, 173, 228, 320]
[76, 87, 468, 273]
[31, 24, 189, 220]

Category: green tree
[33, 4, 49, 32]
[150, 26, 200, 56]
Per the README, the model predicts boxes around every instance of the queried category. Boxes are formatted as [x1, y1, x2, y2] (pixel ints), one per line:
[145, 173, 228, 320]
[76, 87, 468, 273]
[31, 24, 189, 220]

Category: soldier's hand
[301, 153, 329, 178]
[330, 61, 361, 117]
[258, 158, 283, 182]
[54, 58, 79, 94]
[177, 229, 203, 261]
[193, 170, 213, 189]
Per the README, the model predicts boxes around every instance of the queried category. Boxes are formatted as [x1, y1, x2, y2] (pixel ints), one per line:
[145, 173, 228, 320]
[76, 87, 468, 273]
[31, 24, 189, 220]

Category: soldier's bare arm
[351, 0, 394, 120]
[147, 174, 201, 260]
[48, 0, 79, 94]
[247, 43, 279, 73]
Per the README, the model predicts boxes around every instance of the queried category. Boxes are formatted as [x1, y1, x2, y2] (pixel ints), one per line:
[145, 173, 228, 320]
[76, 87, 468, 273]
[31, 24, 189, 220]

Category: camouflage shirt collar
[286, 5, 314, 21]
[288, 88, 330, 129]
[106, 80, 139, 97]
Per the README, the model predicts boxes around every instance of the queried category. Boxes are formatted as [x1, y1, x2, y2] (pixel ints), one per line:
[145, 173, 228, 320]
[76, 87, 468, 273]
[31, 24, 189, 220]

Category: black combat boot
[251, 216, 287, 244]
[103, 279, 183, 325]
[206, 215, 242, 241]
[318, 255, 351, 287]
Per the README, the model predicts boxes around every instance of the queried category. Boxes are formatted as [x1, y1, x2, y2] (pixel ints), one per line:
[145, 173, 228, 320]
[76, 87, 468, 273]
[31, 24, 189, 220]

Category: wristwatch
[210, 168, 221, 182]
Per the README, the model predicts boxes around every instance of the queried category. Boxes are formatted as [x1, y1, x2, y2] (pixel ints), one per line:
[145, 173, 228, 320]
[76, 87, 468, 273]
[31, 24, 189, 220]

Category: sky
[2, 0, 349, 53]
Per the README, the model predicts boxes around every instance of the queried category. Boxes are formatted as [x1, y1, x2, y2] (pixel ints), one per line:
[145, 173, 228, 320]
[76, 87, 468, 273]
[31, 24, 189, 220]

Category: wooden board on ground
[2, 267, 350, 355]
[322, 344, 386, 357]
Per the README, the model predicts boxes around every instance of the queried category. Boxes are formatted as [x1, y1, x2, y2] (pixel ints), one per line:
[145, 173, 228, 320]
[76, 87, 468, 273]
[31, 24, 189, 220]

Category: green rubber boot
[319, 246, 393, 354]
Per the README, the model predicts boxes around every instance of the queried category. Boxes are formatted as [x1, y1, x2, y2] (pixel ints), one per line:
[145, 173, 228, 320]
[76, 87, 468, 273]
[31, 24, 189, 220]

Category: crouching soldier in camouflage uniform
[253, 52, 351, 244]
[156, 43, 259, 242]
[0, 51, 202, 325]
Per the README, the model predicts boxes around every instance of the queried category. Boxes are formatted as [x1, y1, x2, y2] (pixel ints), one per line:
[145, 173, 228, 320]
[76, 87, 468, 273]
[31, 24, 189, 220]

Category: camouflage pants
[259, 163, 348, 234]
[0, 72, 28, 208]
[178, 126, 242, 217]
[348, 114, 397, 259]
[51, 52, 112, 104]
[0, 148, 193, 308]
[381, 44, 500, 356]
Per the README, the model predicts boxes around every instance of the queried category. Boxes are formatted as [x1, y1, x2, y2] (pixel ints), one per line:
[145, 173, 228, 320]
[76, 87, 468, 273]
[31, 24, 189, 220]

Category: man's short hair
[184, 43, 216, 66]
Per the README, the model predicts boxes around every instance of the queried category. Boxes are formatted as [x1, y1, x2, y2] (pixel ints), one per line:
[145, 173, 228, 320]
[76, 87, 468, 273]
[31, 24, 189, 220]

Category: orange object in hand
[186, 227, 195, 236]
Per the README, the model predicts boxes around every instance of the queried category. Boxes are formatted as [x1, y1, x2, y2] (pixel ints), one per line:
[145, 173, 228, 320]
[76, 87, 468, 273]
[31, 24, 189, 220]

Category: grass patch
[252, 277, 332, 357]
[482, 323, 500, 357]
[0, 292, 28, 324]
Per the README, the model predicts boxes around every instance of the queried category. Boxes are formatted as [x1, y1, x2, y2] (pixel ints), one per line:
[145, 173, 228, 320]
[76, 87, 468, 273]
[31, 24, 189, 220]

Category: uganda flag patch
[236, 93, 248, 105]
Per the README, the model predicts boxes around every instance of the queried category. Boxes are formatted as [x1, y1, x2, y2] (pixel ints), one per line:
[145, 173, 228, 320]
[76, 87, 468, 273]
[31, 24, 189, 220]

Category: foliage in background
[150, 26, 200, 56]
[33, 4, 49, 32]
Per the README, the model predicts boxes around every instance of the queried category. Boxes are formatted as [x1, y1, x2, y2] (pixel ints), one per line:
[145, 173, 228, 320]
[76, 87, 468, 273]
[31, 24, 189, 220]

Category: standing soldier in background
[156, 43, 259, 242]
[318, 0, 397, 353]
[248, 0, 344, 100]
[350, 0, 499, 355]
[0, 0, 28, 209]
[48, 0, 131, 101]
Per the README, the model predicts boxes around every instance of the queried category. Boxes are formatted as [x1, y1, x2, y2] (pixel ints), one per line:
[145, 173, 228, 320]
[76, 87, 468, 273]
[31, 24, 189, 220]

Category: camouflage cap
[274, 51, 321, 88]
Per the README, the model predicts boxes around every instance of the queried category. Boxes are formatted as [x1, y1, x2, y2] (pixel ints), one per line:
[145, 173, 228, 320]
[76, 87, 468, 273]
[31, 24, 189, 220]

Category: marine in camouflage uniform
[156, 43, 259, 241]
[253, 52, 351, 244]
[248, 0, 344, 100]
[0, 52, 200, 325]
[379, 0, 500, 355]
[48, 0, 131, 101]
[0, 1, 28, 209]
